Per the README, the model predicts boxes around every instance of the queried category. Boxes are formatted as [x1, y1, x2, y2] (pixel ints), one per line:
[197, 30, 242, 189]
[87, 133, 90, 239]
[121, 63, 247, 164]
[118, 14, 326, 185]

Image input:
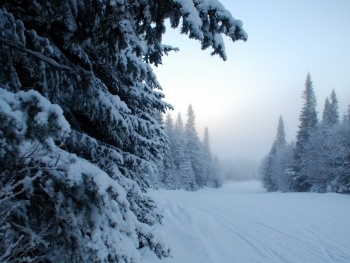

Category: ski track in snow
[143, 181, 350, 263]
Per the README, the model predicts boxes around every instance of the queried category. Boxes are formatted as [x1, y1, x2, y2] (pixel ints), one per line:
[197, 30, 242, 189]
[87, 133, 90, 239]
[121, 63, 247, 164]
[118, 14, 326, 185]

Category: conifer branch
[0, 38, 73, 72]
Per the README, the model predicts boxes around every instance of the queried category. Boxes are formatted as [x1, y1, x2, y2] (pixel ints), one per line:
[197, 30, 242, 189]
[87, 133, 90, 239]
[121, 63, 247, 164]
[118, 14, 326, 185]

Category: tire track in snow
[187, 204, 293, 263]
[145, 181, 350, 263]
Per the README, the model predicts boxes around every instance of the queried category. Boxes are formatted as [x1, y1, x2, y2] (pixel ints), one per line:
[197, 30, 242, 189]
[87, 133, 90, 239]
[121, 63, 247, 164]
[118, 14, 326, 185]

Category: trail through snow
[144, 181, 350, 263]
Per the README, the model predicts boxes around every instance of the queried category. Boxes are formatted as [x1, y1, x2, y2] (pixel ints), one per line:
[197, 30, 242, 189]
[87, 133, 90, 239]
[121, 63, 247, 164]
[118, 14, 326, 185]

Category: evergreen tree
[262, 116, 287, 192]
[203, 127, 212, 159]
[323, 89, 339, 126]
[213, 155, 224, 187]
[174, 113, 196, 190]
[162, 113, 222, 190]
[274, 142, 295, 192]
[301, 125, 336, 192]
[271, 116, 287, 154]
[322, 97, 332, 125]
[202, 127, 222, 188]
[329, 89, 340, 125]
[184, 105, 205, 188]
[0, 1, 246, 261]
[303, 89, 340, 192]
[261, 156, 277, 192]
[331, 122, 350, 194]
[157, 113, 175, 188]
[345, 105, 350, 125]
[260, 79, 349, 195]
[290, 73, 318, 192]
[341, 104, 350, 124]
[295, 73, 318, 158]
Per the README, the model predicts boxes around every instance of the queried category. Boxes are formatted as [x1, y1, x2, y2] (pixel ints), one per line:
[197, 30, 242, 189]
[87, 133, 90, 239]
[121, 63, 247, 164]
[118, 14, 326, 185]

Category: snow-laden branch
[0, 38, 73, 72]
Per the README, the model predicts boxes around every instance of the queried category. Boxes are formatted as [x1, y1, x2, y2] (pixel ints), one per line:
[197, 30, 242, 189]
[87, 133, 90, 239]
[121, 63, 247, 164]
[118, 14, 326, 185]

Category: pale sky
[153, 0, 350, 163]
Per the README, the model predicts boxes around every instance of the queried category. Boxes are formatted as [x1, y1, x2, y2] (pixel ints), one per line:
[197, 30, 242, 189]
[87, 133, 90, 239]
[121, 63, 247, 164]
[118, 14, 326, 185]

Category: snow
[144, 181, 350, 263]
[173, 0, 203, 39]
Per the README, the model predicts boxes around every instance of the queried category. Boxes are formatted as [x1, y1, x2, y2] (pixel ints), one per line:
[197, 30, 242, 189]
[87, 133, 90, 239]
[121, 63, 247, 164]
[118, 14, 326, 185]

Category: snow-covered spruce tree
[162, 114, 221, 189]
[323, 90, 340, 126]
[290, 73, 318, 192]
[332, 101, 350, 194]
[148, 109, 168, 189]
[184, 105, 206, 188]
[270, 116, 287, 155]
[329, 89, 340, 126]
[0, 1, 246, 261]
[310, 116, 350, 194]
[342, 104, 350, 124]
[302, 90, 342, 192]
[162, 112, 196, 190]
[202, 127, 222, 187]
[173, 113, 196, 190]
[301, 125, 336, 192]
[160, 113, 177, 189]
[203, 127, 211, 158]
[322, 97, 332, 125]
[300, 89, 341, 193]
[262, 116, 287, 192]
[331, 122, 350, 194]
[274, 142, 295, 192]
[322, 99, 350, 193]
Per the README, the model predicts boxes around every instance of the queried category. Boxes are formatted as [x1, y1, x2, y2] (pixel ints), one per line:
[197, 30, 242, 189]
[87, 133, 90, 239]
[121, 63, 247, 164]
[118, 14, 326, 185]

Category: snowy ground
[143, 181, 350, 263]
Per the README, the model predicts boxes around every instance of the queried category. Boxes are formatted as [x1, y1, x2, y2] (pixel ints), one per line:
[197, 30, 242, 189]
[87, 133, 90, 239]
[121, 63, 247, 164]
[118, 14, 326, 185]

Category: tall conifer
[262, 116, 287, 192]
[290, 73, 318, 191]
[322, 97, 332, 125]
[271, 116, 287, 154]
[185, 105, 205, 188]
[329, 89, 340, 125]
[174, 113, 196, 190]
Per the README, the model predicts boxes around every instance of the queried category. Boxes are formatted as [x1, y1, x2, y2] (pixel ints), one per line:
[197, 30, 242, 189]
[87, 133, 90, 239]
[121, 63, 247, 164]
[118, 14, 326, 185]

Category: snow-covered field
[143, 181, 350, 263]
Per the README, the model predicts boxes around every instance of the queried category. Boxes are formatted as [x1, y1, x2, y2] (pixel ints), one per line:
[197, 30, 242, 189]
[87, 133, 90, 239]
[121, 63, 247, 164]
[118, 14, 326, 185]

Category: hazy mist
[153, 0, 350, 170]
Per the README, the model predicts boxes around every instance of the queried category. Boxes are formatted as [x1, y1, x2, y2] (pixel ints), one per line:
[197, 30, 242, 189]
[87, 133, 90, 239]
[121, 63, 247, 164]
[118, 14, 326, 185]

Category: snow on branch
[0, 38, 73, 72]
[171, 0, 247, 60]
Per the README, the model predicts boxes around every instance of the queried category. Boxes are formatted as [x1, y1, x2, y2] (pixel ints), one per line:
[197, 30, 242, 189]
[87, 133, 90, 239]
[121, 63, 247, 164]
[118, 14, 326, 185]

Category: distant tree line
[261, 73, 350, 194]
[153, 105, 222, 191]
[221, 158, 260, 182]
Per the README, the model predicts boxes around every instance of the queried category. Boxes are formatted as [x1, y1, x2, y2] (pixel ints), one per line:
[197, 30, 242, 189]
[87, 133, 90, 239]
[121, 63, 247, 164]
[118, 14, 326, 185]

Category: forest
[0, 0, 246, 262]
[156, 105, 222, 190]
[1, 0, 349, 262]
[261, 73, 350, 194]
